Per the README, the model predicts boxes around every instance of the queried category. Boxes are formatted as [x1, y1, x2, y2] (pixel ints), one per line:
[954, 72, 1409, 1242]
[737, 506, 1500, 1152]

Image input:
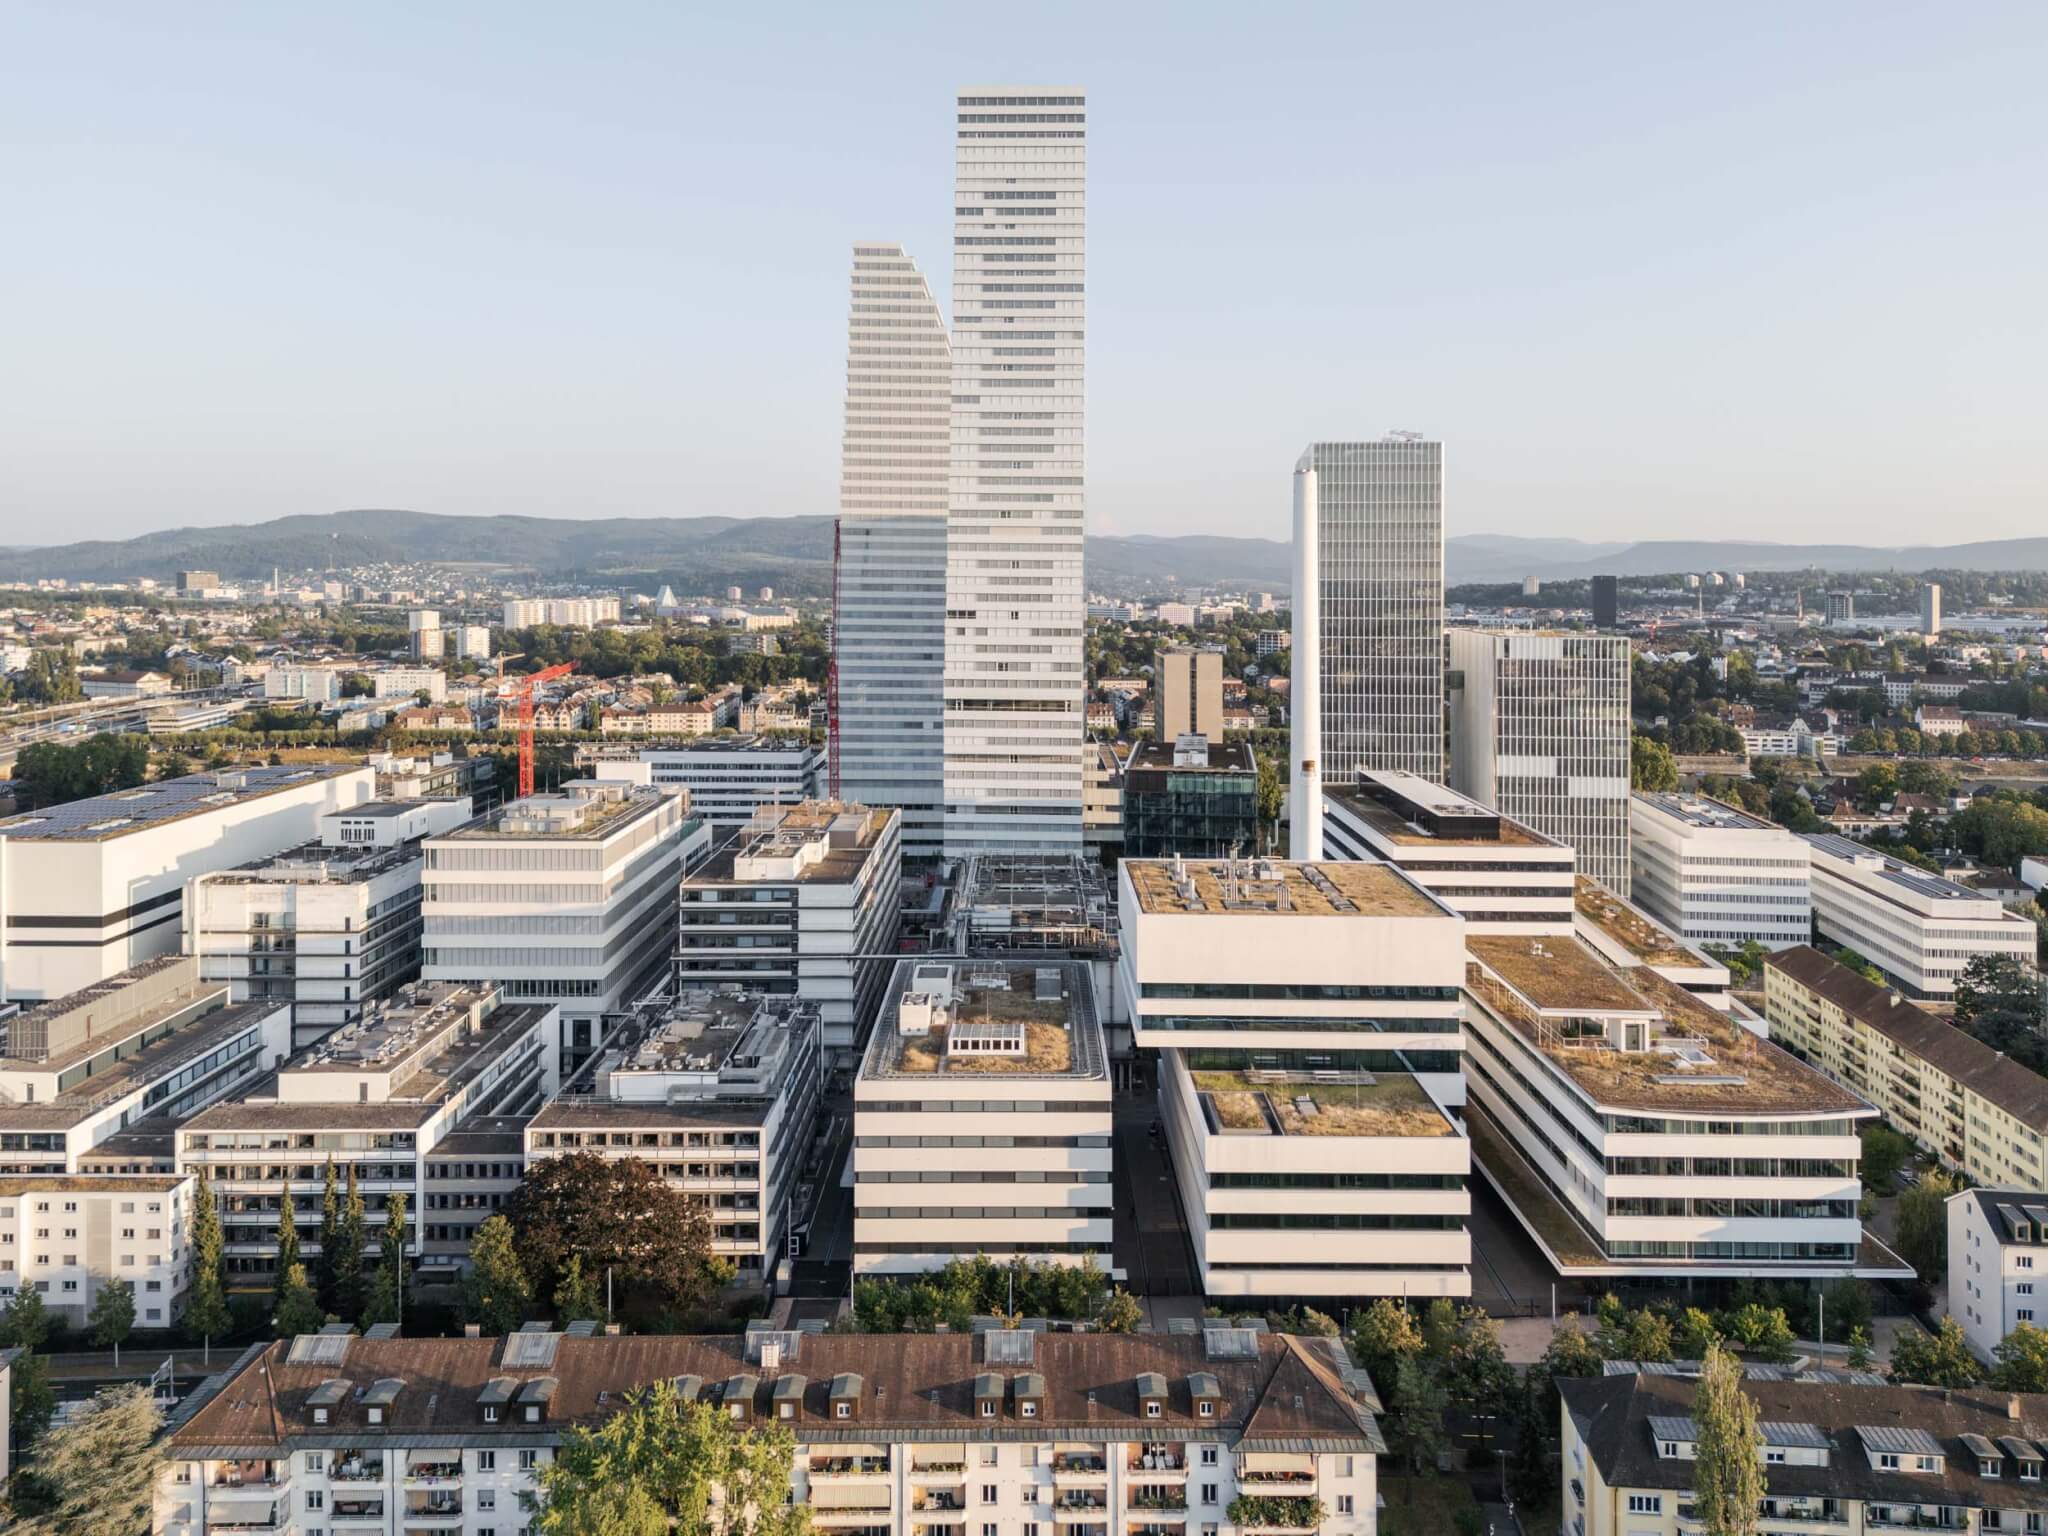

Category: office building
[186, 799, 474, 1045]
[1951, 1190, 2048, 1363]
[1082, 740, 1124, 860]
[833, 242, 951, 860]
[1156, 647, 1223, 742]
[501, 597, 621, 630]
[0, 957, 293, 1176]
[371, 667, 446, 705]
[176, 571, 220, 596]
[176, 982, 557, 1286]
[455, 625, 491, 661]
[1922, 582, 1944, 637]
[1322, 770, 1576, 933]
[1293, 438, 1445, 795]
[585, 737, 823, 828]
[1825, 591, 1856, 625]
[156, 1327, 1387, 1536]
[1255, 628, 1291, 657]
[854, 958, 1111, 1276]
[1120, 738, 1258, 862]
[1570, 876, 1735, 1012]
[0, 765, 374, 1002]
[1447, 629, 1633, 895]
[1562, 1368, 2048, 1536]
[264, 667, 340, 704]
[1119, 856, 1471, 1301]
[0, 1173, 194, 1328]
[1591, 573, 1619, 630]
[1465, 932, 1900, 1283]
[1799, 833, 2036, 999]
[942, 87, 1088, 855]
[1765, 946, 2048, 1187]
[527, 993, 821, 1287]
[676, 803, 902, 1058]
[1628, 792, 1813, 952]
[421, 780, 697, 1073]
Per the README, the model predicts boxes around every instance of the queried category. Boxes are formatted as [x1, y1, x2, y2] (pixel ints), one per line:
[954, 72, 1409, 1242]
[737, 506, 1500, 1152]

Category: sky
[3, 1, 2044, 548]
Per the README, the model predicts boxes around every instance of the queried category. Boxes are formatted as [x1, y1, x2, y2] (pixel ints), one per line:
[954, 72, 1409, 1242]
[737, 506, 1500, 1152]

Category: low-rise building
[0, 1173, 193, 1327]
[186, 799, 474, 1044]
[1562, 1368, 2048, 1536]
[176, 982, 558, 1288]
[1951, 1189, 2048, 1363]
[82, 669, 174, 700]
[585, 736, 824, 828]
[527, 992, 822, 1287]
[1465, 931, 1901, 1285]
[1629, 792, 1814, 952]
[676, 802, 901, 1058]
[1120, 737, 1259, 861]
[1800, 832, 2037, 998]
[1120, 856, 1471, 1301]
[392, 705, 472, 733]
[855, 958, 1110, 1276]
[155, 1326, 1387, 1536]
[1323, 770, 1576, 933]
[1766, 945, 2048, 1187]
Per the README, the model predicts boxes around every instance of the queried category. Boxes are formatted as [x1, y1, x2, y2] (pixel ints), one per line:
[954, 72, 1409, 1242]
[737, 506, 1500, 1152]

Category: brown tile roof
[169, 1332, 1383, 1453]
[1767, 946, 2048, 1129]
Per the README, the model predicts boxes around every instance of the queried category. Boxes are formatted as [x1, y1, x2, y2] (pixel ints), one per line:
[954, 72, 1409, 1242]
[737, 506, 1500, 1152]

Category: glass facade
[1122, 759, 1259, 860]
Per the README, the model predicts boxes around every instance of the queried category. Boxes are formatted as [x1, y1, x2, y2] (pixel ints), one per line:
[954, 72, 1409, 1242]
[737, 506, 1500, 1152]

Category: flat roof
[1126, 858, 1443, 919]
[0, 999, 284, 1127]
[0, 1174, 185, 1196]
[1468, 934, 1658, 1015]
[1126, 740, 1257, 773]
[0, 764, 363, 842]
[1800, 834, 2008, 904]
[1574, 878, 1707, 968]
[437, 786, 668, 840]
[206, 837, 421, 885]
[1323, 783, 1556, 849]
[1634, 792, 1782, 833]
[1192, 1069, 1453, 1138]
[864, 960, 1105, 1082]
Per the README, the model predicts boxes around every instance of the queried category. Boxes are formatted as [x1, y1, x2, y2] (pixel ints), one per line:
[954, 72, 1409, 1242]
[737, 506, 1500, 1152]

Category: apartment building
[853, 958, 1111, 1277]
[1120, 738, 1259, 861]
[0, 1173, 194, 1328]
[0, 764, 374, 1002]
[187, 799, 473, 1045]
[527, 992, 821, 1287]
[676, 803, 902, 1058]
[1321, 770, 1576, 933]
[176, 982, 558, 1287]
[1952, 1190, 2048, 1364]
[1119, 856, 1470, 1301]
[1157, 647, 1224, 741]
[1799, 833, 2036, 999]
[1562, 1369, 2048, 1536]
[264, 668, 340, 704]
[501, 596, 621, 628]
[156, 1326, 1386, 1536]
[584, 736, 824, 828]
[1765, 945, 2048, 1188]
[1629, 793, 1813, 951]
[422, 779, 696, 1074]
[371, 667, 447, 705]
[1465, 931, 1900, 1283]
[0, 957, 292, 1176]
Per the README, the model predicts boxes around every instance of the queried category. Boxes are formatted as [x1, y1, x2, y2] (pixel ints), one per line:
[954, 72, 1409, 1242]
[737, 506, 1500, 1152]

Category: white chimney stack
[1290, 454, 1323, 861]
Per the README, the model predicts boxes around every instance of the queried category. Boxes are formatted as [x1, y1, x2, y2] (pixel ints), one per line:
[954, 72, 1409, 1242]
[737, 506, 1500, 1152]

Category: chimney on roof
[761, 1340, 781, 1373]
[2013, 1393, 2025, 1423]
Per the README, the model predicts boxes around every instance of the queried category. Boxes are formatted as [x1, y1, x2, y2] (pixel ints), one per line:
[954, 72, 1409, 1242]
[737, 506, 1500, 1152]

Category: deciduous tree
[463, 1215, 534, 1336]
[1692, 1344, 1764, 1536]
[1891, 1316, 1984, 1388]
[508, 1152, 729, 1322]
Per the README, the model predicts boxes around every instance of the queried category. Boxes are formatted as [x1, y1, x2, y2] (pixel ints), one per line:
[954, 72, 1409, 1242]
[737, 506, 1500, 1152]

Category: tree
[1890, 1316, 1982, 1387]
[1859, 1125, 1913, 1192]
[1347, 1298, 1425, 1395]
[274, 1263, 328, 1338]
[1631, 733, 1680, 791]
[1392, 1356, 1450, 1475]
[1831, 947, 1887, 987]
[1675, 1308, 1723, 1360]
[1691, 1343, 1764, 1536]
[1505, 1374, 1552, 1509]
[1846, 1327, 1875, 1372]
[334, 1163, 367, 1321]
[0, 1284, 55, 1352]
[89, 1277, 136, 1367]
[0, 1287, 57, 1448]
[362, 1191, 409, 1327]
[508, 1152, 730, 1323]
[1855, 762, 1899, 812]
[1895, 1169, 1956, 1287]
[1992, 1322, 2048, 1392]
[531, 1379, 808, 1536]
[1099, 1286, 1143, 1334]
[316, 1157, 341, 1312]
[462, 1215, 534, 1336]
[187, 1165, 232, 1355]
[553, 1254, 604, 1324]
[1722, 1303, 1797, 1366]
[5, 1382, 163, 1531]
[273, 1197, 303, 1307]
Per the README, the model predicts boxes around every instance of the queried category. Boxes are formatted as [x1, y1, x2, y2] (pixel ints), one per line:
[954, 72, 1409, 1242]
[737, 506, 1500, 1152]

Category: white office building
[1296, 438, 1445, 788]
[1800, 832, 2036, 999]
[1119, 856, 1472, 1301]
[0, 1173, 195, 1328]
[1922, 582, 1944, 637]
[1462, 930, 1905, 1283]
[1629, 792, 1813, 952]
[589, 737, 823, 829]
[854, 957, 1110, 1276]
[502, 597, 621, 629]
[0, 765, 374, 1003]
[676, 803, 902, 1057]
[942, 87, 1088, 854]
[1950, 1189, 2048, 1363]
[176, 982, 558, 1286]
[421, 780, 697, 1073]
[264, 668, 340, 704]
[1322, 770, 1576, 933]
[1448, 628, 1633, 895]
[833, 242, 950, 860]
[186, 799, 474, 1045]
[371, 667, 446, 705]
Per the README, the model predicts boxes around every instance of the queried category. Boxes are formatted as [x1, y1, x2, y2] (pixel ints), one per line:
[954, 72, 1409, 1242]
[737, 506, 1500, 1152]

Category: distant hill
[4, 509, 2046, 593]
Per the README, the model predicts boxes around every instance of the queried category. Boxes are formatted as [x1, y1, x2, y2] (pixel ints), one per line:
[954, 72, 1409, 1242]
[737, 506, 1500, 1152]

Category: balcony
[1128, 1449, 1187, 1480]
[1054, 1453, 1111, 1485]
[1228, 1495, 1324, 1534]
[1757, 1499, 1848, 1527]
[331, 1500, 386, 1524]
[404, 1462, 464, 1487]
[808, 1456, 892, 1483]
[1055, 1494, 1112, 1524]
[911, 1493, 967, 1514]
[407, 1496, 464, 1519]
[1237, 1471, 1317, 1492]
[206, 1508, 285, 1533]
[210, 1461, 288, 1489]
[331, 1456, 386, 1483]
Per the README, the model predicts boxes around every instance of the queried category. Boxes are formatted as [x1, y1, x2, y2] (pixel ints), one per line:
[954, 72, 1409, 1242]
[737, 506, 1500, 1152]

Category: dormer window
[1021, 1400, 1037, 1418]
[1147, 1402, 1161, 1418]
[836, 1402, 851, 1419]
[484, 1406, 498, 1423]
[981, 1401, 995, 1418]
[1877, 1453, 1899, 1470]
[1200, 1401, 1214, 1418]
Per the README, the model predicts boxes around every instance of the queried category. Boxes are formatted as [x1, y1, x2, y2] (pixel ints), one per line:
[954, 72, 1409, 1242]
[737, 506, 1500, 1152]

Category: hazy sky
[4, 1, 2043, 547]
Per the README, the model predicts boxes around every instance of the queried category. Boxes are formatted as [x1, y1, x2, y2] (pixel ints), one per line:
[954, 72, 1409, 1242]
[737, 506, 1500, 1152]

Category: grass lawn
[1377, 1477, 1480, 1536]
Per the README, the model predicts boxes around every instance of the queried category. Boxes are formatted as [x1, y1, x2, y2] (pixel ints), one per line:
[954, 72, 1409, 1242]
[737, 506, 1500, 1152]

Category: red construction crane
[497, 662, 577, 798]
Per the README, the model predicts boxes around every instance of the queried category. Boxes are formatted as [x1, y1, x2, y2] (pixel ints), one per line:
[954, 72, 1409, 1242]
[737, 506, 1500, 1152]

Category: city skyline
[6, 3, 2044, 546]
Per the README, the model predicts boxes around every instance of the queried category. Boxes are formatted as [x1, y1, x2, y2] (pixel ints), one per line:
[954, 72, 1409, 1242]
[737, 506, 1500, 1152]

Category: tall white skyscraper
[1297, 438, 1445, 788]
[1447, 628, 1633, 894]
[1920, 581, 1943, 637]
[942, 87, 1087, 854]
[834, 243, 951, 856]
